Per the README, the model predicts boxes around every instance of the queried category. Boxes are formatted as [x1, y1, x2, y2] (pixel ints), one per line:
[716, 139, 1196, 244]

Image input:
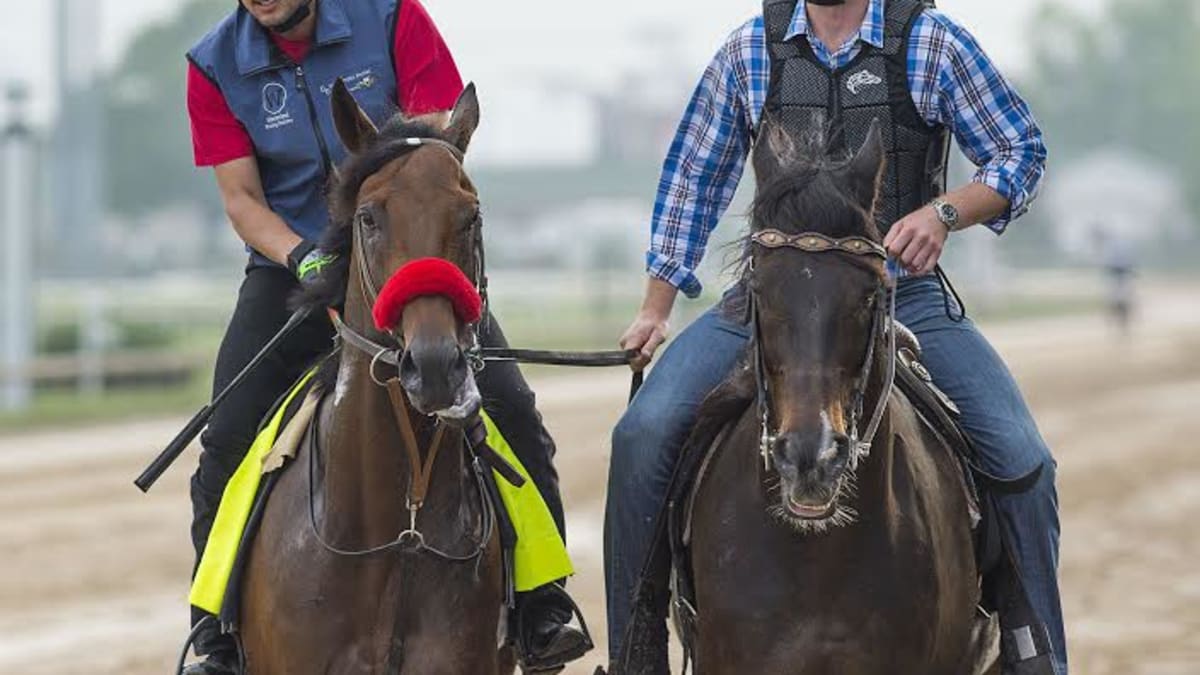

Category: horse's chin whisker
[767, 469, 859, 535]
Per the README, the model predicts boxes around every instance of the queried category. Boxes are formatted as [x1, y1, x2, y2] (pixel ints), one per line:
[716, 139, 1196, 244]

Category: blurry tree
[1025, 0, 1200, 225]
[103, 0, 228, 218]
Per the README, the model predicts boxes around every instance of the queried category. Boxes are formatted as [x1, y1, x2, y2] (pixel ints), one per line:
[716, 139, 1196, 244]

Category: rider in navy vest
[184, 2, 590, 672]
[189, 0, 400, 268]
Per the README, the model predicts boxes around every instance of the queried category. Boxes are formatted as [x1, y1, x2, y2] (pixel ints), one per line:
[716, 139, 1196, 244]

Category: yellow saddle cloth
[190, 371, 573, 615]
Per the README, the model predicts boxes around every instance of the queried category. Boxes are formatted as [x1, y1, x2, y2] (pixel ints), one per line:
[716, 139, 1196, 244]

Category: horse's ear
[330, 78, 378, 155]
[753, 113, 798, 179]
[842, 119, 885, 210]
[444, 83, 480, 154]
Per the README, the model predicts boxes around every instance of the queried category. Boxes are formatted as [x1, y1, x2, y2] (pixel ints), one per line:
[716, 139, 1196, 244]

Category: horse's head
[747, 117, 888, 531]
[322, 79, 484, 422]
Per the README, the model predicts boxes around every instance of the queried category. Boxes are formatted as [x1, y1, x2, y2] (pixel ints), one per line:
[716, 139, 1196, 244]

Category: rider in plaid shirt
[608, 0, 1063, 672]
[646, 1, 1046, 296]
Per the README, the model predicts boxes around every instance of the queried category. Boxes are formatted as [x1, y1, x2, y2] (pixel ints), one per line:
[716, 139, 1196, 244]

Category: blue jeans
[604, 276, 1067, 674]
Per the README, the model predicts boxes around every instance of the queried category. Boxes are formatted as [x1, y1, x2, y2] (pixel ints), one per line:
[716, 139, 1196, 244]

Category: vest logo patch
[320, 69, 378, 97]
[846, 70, 883, 95]
[262, 83, 288, 115]
[262, 82, 294, 131]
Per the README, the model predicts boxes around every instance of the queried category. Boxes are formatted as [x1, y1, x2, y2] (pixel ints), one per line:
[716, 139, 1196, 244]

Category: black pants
[190, 266, 564, 653]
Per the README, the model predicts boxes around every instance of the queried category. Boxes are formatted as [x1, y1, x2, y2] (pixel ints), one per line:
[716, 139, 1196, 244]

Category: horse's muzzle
[772, 428, 852, 520]
[398, 336, 480, 423]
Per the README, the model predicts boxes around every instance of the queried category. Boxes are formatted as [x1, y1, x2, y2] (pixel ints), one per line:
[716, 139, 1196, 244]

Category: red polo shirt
[187, 0, 463, 167]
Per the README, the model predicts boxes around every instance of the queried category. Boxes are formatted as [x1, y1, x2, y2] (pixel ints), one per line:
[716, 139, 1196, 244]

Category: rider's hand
[287, 239, 338, 285]
[620, 309, 670, 372]
[883, 206, 949, 276]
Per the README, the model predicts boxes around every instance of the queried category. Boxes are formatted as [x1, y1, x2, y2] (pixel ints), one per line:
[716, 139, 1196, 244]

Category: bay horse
[237, 81, 516, 674]
[685, 121, 995, 674]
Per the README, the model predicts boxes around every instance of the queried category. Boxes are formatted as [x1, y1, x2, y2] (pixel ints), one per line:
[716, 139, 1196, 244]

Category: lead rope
[934, 264, 967, 323]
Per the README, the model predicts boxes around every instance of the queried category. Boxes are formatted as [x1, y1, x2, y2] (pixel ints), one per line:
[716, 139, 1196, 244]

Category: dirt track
[2, 284, 1199, 674]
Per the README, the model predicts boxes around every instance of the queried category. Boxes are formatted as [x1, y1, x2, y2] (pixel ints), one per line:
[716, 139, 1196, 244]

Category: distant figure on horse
[183, 0, 588, 672]
[608, 0, 1064, 673]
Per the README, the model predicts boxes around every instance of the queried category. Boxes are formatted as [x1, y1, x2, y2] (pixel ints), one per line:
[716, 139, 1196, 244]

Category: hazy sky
[0, 0, 1106, 166]
[0, 0, 1105, 119]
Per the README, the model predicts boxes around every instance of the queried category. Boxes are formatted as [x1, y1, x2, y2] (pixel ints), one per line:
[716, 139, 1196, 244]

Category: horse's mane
[292, 114, 449, 314]
[722, 125, 880, 320]
[290, 113, 449, 390]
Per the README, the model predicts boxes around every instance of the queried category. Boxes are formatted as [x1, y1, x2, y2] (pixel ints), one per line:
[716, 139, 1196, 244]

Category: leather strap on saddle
[466, 416, 527, 488]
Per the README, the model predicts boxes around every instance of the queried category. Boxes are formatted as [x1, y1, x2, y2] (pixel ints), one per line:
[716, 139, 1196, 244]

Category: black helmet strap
[269, 0, 314, 34]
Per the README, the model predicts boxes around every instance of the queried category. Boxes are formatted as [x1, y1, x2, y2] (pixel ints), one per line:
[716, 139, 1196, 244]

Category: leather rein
[310, 136, 637, 561]
[747, 228, 897, 473]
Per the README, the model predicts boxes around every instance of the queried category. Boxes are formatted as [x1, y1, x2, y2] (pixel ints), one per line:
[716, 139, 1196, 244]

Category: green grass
[0, 373, 211, 434]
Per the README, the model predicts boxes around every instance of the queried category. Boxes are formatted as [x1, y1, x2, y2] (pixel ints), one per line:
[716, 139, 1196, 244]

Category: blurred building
[1045, 148, 1195, 259]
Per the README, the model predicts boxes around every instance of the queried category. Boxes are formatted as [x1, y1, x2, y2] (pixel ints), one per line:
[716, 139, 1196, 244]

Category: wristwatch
[930, 198, 959, 232]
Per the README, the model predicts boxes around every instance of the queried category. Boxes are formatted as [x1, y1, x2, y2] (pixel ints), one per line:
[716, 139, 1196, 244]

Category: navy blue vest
[189, 0, 401, 267]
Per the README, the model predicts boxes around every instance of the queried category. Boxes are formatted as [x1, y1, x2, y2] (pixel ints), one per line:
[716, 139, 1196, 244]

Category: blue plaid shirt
[648, 0, 1048, 297]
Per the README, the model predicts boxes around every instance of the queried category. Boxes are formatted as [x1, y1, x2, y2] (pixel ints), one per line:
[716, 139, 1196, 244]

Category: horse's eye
[357, 209, 378, 231]
[463, 208, 481, 232]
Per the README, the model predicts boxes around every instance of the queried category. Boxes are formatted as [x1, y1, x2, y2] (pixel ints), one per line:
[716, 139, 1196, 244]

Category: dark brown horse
[686, 121, 995, 674]
[237, 82, 516, 674]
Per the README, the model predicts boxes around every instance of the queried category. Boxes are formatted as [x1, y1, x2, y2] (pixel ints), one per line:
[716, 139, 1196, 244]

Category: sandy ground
[2, 282, 1199, 675]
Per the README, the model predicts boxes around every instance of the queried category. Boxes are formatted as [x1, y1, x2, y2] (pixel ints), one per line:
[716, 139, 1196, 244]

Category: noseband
[747, 228, 897, 473]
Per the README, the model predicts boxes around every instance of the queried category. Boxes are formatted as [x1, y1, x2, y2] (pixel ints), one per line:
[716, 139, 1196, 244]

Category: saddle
[614, 325, 1053, 675]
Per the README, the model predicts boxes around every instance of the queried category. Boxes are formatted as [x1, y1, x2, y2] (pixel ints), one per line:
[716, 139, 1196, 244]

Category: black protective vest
[762, 0, 951, 232]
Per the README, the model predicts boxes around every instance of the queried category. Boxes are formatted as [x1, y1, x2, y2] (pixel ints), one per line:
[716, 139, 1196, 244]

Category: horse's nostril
[773, 429, 850, 478]
[398, 349, 420, 388]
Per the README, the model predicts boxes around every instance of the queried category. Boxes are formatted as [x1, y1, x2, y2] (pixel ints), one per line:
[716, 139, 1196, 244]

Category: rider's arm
[646, 22, 756, 300]
[187, 64, 302, 267]
[621, 21, 757, 367]
[213, 157, 303, 267]
[884, 10, 1047, 274]
[913, 10, 1047, 231]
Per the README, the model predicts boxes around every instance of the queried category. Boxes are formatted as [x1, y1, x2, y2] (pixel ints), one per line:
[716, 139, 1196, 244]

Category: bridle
[747, 228, 897, 474]
[302, 136, 498, 563]
[313, 136, 636, 561]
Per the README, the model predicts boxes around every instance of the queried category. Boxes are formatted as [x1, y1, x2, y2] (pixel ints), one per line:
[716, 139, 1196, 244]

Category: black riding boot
[515, 584, 595, 673]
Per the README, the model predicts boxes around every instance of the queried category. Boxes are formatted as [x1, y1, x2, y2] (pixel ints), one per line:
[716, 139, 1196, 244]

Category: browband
[751, 229, 887, 259]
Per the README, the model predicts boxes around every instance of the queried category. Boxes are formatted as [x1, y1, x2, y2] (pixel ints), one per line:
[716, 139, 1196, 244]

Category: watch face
[937, 201, 958, 226]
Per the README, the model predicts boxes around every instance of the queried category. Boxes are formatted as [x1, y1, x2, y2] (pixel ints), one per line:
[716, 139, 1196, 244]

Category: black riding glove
[287, 239, 338, 285]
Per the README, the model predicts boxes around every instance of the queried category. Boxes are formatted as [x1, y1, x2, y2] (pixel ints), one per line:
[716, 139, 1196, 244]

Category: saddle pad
[190, 369, 318, 615]
[190, 373, 573, 616]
